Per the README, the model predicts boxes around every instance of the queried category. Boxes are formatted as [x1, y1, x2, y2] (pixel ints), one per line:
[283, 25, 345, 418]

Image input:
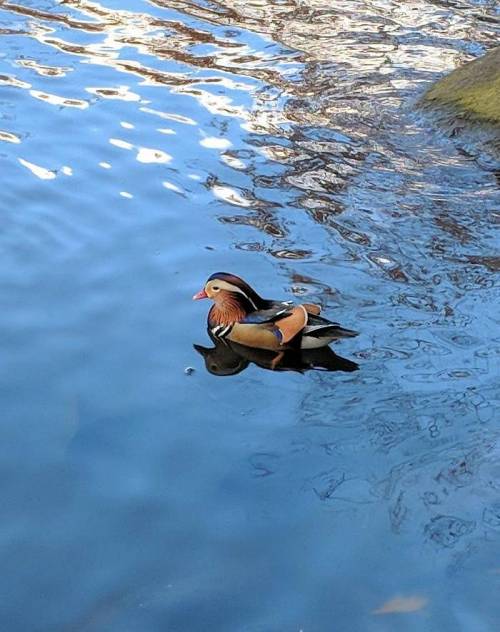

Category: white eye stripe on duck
[211, 280, 257, 310]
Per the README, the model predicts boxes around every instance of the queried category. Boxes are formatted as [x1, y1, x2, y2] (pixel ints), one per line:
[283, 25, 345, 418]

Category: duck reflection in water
[194, 333, 359, 377]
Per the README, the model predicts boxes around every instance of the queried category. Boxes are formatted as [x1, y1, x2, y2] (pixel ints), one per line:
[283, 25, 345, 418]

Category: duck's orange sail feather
[303, 303, 321, 316]
[276, 305, 308, 344]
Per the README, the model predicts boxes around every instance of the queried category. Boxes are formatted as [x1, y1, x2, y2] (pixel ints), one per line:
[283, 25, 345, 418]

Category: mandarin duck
[193, 272, 358, 351]
[194, 334, 359, 376]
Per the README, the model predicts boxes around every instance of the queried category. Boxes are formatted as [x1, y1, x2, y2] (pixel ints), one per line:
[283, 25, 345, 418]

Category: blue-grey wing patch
[242, 304, 294, 324]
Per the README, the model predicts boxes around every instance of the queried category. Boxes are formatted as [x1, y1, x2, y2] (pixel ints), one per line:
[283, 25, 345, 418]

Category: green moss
[422, 47, 500, 126]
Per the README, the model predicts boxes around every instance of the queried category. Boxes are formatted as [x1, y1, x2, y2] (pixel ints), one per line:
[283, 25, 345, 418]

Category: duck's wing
[276, 305, 308, 344]
[241, 301, 294, 324]
[241, 302, 325, 345]
[303, 303, 321, 316]
[241, 304, 308, 345]
[303, 313, 358, 339]
[241, 300, 321, 324]
[213, 302, 334, 349]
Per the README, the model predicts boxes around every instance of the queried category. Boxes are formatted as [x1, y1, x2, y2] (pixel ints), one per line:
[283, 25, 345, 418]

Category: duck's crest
[208, 272, 269, 309]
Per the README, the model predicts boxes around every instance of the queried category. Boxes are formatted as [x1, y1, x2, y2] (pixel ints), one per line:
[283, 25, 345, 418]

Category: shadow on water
[0, 0, 499, 630]
[194, 334, 359, 376]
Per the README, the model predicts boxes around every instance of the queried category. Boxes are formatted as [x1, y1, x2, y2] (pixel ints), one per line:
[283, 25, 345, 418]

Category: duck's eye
[213, 286, 220, 291]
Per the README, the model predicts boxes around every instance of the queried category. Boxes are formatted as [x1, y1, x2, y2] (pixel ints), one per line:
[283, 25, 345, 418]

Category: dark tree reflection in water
[0, 0, 499, 630]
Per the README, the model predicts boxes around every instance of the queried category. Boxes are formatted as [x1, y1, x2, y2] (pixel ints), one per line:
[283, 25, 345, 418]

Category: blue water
[1, 0, 499, 630]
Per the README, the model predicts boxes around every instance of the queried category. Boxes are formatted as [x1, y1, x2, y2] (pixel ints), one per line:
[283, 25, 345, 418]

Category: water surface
[1, 0, 499, 630]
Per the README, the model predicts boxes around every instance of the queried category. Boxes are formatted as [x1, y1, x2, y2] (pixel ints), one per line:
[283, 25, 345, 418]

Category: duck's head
[192, 272, 265, 311]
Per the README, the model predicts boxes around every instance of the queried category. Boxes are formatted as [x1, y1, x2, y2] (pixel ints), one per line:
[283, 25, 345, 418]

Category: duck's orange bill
[193, 288, 208, 300]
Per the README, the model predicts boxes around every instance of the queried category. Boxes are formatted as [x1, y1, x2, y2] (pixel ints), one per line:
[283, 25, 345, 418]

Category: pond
[1, 0, 499, 630]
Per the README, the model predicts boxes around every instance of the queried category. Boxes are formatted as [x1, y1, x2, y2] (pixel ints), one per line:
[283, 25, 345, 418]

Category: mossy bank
[421, 47, 500, 166]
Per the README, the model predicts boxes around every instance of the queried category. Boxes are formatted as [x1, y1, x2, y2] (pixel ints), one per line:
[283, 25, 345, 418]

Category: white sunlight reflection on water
[18, 158, 56, 180]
